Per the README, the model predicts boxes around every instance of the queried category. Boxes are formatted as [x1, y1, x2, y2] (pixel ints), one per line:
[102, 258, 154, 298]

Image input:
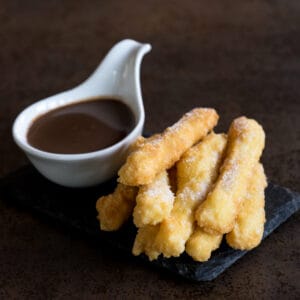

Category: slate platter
[0, 165, 299, 281]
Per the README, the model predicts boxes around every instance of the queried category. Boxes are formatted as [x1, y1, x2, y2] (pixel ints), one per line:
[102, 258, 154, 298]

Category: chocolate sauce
[27, 98, 135, 154]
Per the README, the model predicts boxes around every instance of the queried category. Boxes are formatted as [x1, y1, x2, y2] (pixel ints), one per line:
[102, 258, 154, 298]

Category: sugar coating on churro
[226, 163, 267, 250]
[96, 184, 138, 231]
[96, 109, 268, 264]
[132, 225, 160, 260]
[118, 108, 219, 186]
[133, 170, 174, 227]
[186, 228, 223, 262]
[154, 133, 227, 258]
[96, 136, 145, 231]
[195, 117, 265, 234]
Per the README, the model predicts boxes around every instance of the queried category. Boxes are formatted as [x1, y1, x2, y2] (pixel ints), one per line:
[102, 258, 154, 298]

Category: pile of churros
[96, 108, 267, 262]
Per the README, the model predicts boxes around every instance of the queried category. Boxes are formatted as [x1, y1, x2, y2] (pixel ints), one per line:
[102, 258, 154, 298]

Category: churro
[186, 228, 223, 262]
[118, 108, 219, 186]
[195, 117, 265, 234]
[132, 225, 160, 260]
[226, 163, 267, 250]
[96, 109, 268, 263]
[96, 184, 138, 231]
[154, 133, 227, 257]
[133, 170, 174, 227]
[96, 136, 145, 231]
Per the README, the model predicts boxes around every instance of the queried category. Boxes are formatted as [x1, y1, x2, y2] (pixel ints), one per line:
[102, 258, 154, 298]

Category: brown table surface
[1, 1, 300, 299]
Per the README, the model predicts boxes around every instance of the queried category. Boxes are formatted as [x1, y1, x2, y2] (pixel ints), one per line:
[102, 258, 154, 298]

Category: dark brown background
[1, 1, 300, 299]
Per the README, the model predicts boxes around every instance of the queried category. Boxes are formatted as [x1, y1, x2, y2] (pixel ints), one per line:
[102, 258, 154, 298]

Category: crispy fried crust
[133, 170, 174, 227]
[132, 225, 160, 260]
[186, 228, 223, 262]
[95, 137, 145, 231]
[118, 108, 219, 186]
[131, 169, 175, 259]
[154, 133, 227, 258]
[96, 184, 138, 231]
[96, 111, 268, 263]
[226, 163, 267, 250]
[128, 136, 146, 151]
[195, 117, 265, 234]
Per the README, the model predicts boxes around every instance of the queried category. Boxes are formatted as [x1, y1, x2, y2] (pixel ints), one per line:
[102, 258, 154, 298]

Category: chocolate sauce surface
[27, 98, 135, 154]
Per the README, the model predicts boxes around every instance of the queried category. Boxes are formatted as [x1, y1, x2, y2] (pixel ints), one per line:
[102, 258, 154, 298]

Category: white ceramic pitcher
[13, 39, 151, 187]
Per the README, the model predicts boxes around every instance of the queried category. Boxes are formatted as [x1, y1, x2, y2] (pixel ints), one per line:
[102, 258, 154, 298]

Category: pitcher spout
[81, 39, 151, 123]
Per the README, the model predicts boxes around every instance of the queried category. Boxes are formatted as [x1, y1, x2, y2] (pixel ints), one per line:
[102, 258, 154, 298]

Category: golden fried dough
[96, 109, 268, 263]
[96, 184, 137, 231]
[186, 228, 223, 262]
[133, 170, 174, 227]
[154, 133, 227, 258]
[195, 117, 265, 234]
[118, 108, 219, 186]
[96, 136, 145, 231]
[132, 225, 160, 260]
[128, 136, 146, 151]
[226, 163, 267, 250]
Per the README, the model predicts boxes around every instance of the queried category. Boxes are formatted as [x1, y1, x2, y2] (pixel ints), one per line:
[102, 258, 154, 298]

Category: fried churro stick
[195, 117, 265, 234]
[186, 163, 267, 260]
[118, 108, 219, 186]
[132, 169, 174, 258]
[154, 133, 227, 258]
[132, 225, 160, 260]
[129, 136, 147, 150]
[96, 184, 138, 231]
[226, 163, 267, 250]
[133, 171, 174, 227]
[186, 229, 223, 262]
[96, 137, 145, 231]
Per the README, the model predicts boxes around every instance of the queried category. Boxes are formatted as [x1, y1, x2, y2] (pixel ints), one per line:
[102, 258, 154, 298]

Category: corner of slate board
[0, 166, 299, 282]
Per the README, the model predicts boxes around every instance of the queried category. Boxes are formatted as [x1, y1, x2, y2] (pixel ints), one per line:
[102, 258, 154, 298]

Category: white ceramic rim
[12, 99, 144, 162]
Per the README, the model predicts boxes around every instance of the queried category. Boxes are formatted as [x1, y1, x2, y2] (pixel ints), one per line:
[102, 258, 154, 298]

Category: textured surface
[1, 0, 300, 298]
[1, 166, 299, 282]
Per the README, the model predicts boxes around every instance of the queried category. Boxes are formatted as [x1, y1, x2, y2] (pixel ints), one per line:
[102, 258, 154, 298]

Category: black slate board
[0, 165, 299, 281]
